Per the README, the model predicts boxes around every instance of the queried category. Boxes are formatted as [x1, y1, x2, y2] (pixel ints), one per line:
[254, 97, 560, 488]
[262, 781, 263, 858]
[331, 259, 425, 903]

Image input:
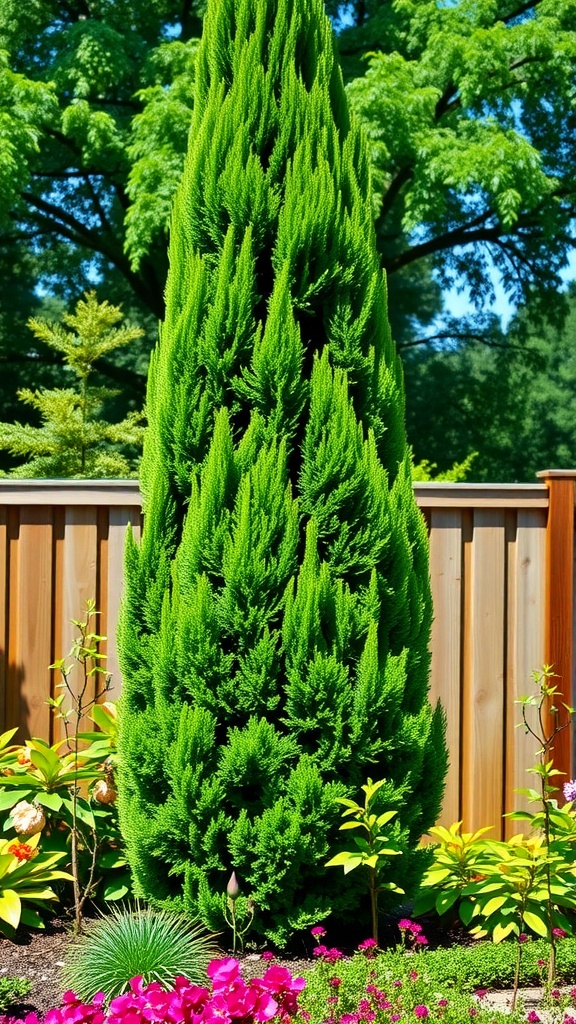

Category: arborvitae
[0, 292, 144, 478]
[117, 0, 447, 946]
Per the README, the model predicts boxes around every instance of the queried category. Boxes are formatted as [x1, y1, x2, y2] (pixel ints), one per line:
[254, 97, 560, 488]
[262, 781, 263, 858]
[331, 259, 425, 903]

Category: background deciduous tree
[1, 0, 574, 479]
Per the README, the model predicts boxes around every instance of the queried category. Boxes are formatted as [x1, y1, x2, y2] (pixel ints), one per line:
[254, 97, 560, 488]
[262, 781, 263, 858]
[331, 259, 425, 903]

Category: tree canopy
[0, 0, 575, 477]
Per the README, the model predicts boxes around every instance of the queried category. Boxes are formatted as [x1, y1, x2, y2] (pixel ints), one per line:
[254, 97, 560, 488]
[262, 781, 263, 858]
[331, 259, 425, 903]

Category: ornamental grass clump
[61, 904, 220, 1001]
[117, 0, 447, 945]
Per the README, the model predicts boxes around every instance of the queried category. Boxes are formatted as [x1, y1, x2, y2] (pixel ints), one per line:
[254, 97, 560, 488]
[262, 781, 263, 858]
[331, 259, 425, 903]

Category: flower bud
[92, 779, 117, 804]
[226, 870, 239, 900]
[11, 800, 45, 836]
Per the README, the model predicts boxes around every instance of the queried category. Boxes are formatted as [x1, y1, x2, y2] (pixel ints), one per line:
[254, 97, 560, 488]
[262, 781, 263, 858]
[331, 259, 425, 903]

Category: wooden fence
[0, 472, 575, 837]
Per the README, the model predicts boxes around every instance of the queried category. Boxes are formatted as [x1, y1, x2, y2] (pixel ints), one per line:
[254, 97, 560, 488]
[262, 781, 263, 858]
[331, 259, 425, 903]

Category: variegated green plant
[326, 778, 403, 944]
[0, 831, 72, 935]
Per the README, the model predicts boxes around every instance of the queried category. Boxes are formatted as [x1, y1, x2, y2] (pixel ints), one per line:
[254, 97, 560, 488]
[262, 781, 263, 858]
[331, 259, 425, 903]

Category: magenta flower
[527, 1013, 541, 1023]
[438, 1000, 448, 1008]
[469, 1010, 478, 1017]
[414, 1006, 429, 1018]
[398, 918, 412, 930]
[415, 936, 428, 946]
[519, 933, 529, 943]
[312, 945, 328, 958]
[564, 780, 576, 802]
[311, 926, 327, 938]
[329, 978, 342, 988]
[410, 923, 423, 935]
[552, 928, 568, 938]
[475, 990, 487, 1000]
[391, 1016, 401, 1022]
[207, 957, 242, 988]
[551, 990, 561, 1000]
[324, 948, 343, 963]
[358, 938, 378, 953]
[409, 971, 418, 981]
[261, 952, 274, 963]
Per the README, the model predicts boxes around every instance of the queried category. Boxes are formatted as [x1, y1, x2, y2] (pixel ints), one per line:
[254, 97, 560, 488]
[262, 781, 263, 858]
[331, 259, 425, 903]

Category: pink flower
[469, 1010, 478, 1017]
[519, 933, 529, 943]
[438, 1000, 448, 1008]
[398, 919, 412, 930]
[207, 957, 243, 988]
[312, 945, 328, 958]
[329, 978, 342, 988]
[391, 1016, 401, 1022]
[415, 936, 428, 945]
[358, 939, 378, 952]
[475, 990, 488, 1000]
[311, 926, 327, 938]
[527, 1013, 541, 1023]
[410, 923, 423, 935]
[553, 928, 567, 939]
[551, 990, 561, 1000]
[261, 952, 274, 963]
[537, 959, 547, 967]
[414, 1006, 429, 1018]
[409, 971, 418, 981]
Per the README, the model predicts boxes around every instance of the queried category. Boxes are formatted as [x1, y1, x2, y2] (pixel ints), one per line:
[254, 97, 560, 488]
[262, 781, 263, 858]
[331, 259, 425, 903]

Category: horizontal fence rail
[0, 474, 574, 838]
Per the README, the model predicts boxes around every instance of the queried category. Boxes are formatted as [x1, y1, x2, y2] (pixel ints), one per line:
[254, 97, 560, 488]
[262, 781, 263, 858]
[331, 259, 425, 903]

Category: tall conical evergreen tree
[117, 0, 447, 946]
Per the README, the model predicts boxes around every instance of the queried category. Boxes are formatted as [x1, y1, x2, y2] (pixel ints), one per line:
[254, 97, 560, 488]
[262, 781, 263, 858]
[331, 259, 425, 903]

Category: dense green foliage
[405, 284, 576, 482]
[117, 0, 446, 946]
[0, 293, 144, 477]
[0, 1, 575, 480]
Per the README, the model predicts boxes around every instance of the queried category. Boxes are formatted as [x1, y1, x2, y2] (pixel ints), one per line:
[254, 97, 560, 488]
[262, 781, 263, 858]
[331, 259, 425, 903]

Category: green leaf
[0, 890, 21, 929]
[523, 909, 549, 938]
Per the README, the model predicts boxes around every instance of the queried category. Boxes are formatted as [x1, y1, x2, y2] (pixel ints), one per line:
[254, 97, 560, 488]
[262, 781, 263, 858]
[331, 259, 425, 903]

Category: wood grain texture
[429, 509, 462, 826]
[105, 507, 138, 697]
[462, 510, 506, 834]
[7, 507, 53, 741]
[538, 474, 576, 780]
[57, 507, 98, 738]
[504, 509, 546, 836]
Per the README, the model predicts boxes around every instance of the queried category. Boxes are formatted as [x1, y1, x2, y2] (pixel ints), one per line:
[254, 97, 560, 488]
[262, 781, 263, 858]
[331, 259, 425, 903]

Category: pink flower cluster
[398, 919, 428, 947]
[0, 959, 305, 1024]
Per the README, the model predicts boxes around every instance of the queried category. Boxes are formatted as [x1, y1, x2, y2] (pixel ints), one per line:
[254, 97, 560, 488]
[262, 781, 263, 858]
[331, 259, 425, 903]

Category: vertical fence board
[504, 509, 547, 836]
[462, 510, 507, 834]
[56, 507, 98, 739]
[7, 508, 53, 741]
[428, 509, 462, 827]
[105, 508, 138, 697]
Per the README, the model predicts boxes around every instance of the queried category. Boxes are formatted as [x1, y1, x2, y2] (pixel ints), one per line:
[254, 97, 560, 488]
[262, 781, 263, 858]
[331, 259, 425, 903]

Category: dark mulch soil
[0, 913, 469, 1020]
[0, 919, 317, 1020]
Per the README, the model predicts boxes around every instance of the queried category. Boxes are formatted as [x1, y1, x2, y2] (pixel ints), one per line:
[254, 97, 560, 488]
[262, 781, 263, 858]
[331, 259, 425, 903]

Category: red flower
[8, 842, 34, 862]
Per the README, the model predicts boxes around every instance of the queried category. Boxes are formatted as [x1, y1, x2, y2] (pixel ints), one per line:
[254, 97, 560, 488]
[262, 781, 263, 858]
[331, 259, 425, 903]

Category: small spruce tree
[117, 0, 447, 945]
[0, 292, 145, 478]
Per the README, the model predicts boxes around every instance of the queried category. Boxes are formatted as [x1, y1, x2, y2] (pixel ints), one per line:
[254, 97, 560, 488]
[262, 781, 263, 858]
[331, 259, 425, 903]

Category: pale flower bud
[92, 779, 117, 804]
[226, 871, 240, 900]
[11, 800, 45, 836]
